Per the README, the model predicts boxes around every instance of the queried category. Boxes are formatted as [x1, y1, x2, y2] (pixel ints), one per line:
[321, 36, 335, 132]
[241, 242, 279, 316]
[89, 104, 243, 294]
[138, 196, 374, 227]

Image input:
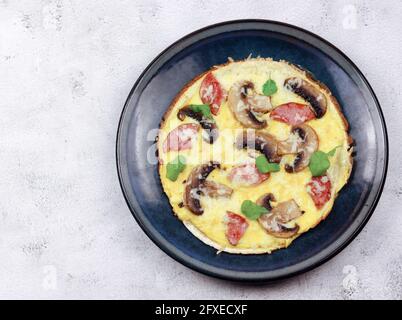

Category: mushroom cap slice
[257, 197, 304, 238]
[200, 180, 233, 198]
[235, 130, 281, 163]
[258, 215, 300, 238]
[284, 77, 327, 118]
[183, 162, 229, 215]
[246, 95, 273, 114]
[228, 81, 272, 129]
[177, 106, 218, 144]
[278, 124, 319, 173]
[256, 193, 276, 211]
[271, 199, 304, 223]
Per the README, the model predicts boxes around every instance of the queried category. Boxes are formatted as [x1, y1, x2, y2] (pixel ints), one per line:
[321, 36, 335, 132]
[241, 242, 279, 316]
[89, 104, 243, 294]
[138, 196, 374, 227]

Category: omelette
[157, 58, 353, 254]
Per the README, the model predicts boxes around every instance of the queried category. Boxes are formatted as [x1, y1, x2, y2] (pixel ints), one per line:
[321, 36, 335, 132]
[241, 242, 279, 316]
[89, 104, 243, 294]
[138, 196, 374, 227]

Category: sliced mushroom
[177, 106, 218, 143]
[184, 162, 219, 215]
[200, 180, 233, 198]
[235, 130, 281, 163]
[284, 77, 327, 118]
[183, 162, 232, 215]
[271, 199, 304, 223]
[246, 94, 273, 114]
[278, 124, 319, 173]
[256, 193, 276, 211]
[257, 195, 303, 238]
[228, 81, 273, 128]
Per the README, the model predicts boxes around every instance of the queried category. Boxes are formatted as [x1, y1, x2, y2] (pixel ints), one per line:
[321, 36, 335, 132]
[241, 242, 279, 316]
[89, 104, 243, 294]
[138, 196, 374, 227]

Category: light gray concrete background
[0, 0, 401, 300]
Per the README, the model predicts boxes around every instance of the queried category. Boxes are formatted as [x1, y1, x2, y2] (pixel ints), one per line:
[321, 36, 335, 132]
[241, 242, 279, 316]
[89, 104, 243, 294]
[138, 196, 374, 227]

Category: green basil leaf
[309, 151, 330, 177]
[255, 155, 280, 173]
[189, 104, 213, 120]
[166, 155, 186, 181]
[241, 200, 268, 220]
[262, 79, 278, 96]
[327, 145, 342, 157]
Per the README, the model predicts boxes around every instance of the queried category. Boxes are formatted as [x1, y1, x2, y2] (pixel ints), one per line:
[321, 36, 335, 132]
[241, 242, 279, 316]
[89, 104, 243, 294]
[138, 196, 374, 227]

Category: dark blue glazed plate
[116, 20, 388, 282]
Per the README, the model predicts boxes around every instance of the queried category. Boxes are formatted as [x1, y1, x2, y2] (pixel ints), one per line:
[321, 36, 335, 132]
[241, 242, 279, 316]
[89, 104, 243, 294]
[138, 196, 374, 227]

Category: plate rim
[116, 19, 389, 282]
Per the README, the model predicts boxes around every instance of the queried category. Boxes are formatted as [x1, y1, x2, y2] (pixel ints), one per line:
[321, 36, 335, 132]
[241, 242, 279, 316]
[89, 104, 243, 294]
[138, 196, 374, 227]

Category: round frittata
[157, 58, 353, 254]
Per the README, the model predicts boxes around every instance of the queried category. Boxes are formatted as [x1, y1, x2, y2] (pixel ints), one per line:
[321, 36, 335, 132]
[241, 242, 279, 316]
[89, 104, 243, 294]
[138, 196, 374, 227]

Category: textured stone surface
[0, 0, 400, 299]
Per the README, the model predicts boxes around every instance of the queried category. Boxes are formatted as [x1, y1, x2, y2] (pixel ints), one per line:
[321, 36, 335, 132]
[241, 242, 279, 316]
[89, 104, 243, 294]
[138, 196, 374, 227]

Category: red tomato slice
[162, 123, 200, 153]
[199, 72, 227, 115]
[225, 211, 249, 246]
[270, 102, 316, 125]
[228, 163, 270, 186]
[307, 175, 332, 209]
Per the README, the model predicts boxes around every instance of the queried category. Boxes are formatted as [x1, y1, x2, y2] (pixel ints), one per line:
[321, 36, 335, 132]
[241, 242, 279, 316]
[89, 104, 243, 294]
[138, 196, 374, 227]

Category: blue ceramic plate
[116, 20, 388, 282]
